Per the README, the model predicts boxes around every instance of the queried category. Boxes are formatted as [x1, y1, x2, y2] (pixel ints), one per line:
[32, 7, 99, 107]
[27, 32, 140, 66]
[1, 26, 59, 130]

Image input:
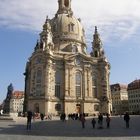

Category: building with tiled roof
[111, 83, 128, 115]
[128, 79, 140, 114]
[10, 91, 24, 113]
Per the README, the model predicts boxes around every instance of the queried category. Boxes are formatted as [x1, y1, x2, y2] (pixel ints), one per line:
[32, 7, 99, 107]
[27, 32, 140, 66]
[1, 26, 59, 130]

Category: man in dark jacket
[27, 111, 33, 130]
[124, 112, 130, 128]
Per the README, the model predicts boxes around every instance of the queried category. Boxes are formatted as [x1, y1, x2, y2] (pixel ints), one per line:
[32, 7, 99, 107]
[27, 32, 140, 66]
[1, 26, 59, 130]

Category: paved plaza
[0, 115, 140, 140]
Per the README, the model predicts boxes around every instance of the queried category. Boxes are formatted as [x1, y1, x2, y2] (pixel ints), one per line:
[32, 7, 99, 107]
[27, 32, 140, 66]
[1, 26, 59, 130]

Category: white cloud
[0, 0, 140, 42]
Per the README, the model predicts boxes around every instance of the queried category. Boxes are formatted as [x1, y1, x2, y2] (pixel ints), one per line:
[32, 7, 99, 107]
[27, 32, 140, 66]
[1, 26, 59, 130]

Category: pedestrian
[124, 112, 130, 128]
[91, 118, 96, 128]
[80, 113, 86, 128]
[40, 113, 44, 121]
[60, 113, 66, 122]
[98, 113, 103, 129]
[106, 113, 111, 128]
[26, 111, 33, 130]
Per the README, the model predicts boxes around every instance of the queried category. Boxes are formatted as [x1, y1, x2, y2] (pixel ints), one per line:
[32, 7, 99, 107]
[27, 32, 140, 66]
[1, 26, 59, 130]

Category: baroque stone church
[24, 0, 112, 115]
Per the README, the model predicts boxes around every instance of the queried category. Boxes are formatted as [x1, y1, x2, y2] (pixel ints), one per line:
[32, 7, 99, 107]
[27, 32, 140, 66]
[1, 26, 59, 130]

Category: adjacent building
[24, 0, 112, 115]
[111, 83, 128, 115]
[3, 84, 24, 114]
[128, 79, 140, 114]
[10, 91, 24, 113]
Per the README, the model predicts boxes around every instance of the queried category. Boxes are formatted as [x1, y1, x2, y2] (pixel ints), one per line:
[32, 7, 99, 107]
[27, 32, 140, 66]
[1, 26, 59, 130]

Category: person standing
[40, 113, 44, 121]
[91, 118, 96, 128]
[124, 112, 130, 128]
[98, 113, 103, 129]
[106, 113, 111, 128]
[26, 111, 33, 130]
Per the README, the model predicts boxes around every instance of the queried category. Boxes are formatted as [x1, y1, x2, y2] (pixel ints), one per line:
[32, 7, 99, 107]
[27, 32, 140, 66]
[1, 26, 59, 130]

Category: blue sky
[0, 0, 140, 103]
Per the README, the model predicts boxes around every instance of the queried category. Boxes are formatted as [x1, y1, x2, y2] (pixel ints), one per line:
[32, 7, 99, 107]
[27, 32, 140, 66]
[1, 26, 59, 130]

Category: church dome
[50, 14, 86, 45]
[49, 0, 86, 46]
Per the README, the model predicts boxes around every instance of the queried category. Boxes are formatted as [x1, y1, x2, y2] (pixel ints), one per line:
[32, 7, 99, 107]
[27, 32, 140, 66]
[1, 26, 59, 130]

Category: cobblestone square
[0, 115, 140, 140]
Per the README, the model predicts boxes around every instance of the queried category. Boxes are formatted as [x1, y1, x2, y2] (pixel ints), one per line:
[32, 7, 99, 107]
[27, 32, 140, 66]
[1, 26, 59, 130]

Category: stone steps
[0, 114, 13, 121]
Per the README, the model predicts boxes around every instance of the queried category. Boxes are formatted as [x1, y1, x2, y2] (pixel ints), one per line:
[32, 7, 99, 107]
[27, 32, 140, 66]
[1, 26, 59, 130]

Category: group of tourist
[79, 113, 111, 129]
[26, 111, 130, 130]
[81, 112, 130, 129]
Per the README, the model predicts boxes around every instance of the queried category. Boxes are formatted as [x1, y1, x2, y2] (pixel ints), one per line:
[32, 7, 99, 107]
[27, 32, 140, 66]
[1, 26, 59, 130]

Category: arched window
[68, 23, 75, 32]
[92, 75, 97, 98]
[36, 69, 42, 83]
[55, 71, 62, 98]
[35, 68, 42, 96]
[75, 72, 82, 97]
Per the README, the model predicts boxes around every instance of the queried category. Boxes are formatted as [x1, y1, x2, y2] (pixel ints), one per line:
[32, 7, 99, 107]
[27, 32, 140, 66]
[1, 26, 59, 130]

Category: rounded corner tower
[24, 0, 112, 116]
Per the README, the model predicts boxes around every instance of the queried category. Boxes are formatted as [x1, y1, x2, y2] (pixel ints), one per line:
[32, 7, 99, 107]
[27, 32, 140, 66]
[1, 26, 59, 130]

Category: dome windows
[68, 23, 75, 32]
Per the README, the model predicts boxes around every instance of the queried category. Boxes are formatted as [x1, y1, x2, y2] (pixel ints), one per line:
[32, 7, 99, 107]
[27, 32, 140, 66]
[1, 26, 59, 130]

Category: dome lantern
[57, 0, 73, 15]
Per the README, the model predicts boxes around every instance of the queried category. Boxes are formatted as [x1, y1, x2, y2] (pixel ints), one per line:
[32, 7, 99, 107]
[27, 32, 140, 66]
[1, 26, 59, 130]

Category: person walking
[124, 112, 130, 128]
[80, 114, 86, 128]
[106, 113, 111, 128]
[26, 111, 33, 130]
[91, 118, 96, 128]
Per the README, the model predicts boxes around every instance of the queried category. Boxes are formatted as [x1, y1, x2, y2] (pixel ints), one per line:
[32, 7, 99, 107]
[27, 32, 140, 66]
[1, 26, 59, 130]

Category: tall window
[92, 75, 97, 98]
[36, 69, 42, 83]
[68, 23, 75, 32]
[55, 71, 62, 98]
[76, 72, 82, 97]
[36, 68, 42, 96]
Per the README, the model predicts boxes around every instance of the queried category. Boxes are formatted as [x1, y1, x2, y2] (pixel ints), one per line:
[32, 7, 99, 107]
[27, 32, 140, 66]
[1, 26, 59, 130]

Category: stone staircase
[0, 114, 13, 121]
